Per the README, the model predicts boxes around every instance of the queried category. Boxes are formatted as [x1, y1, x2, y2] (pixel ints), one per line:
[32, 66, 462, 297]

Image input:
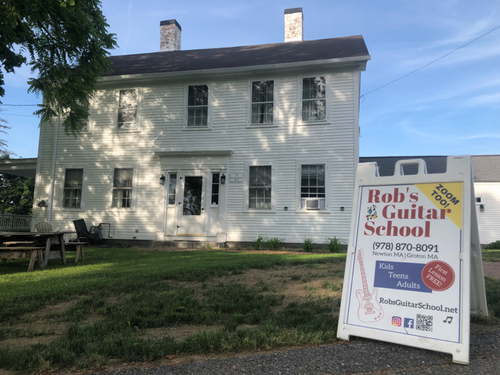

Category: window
[112, 168, 133, 208]
[63, 169, 83, 208]
[211, 173, 220, 205]
[251, 80, 274, 124]
[117, 89, 138, 129]
[301, 164, 326, 210]
[302, 77, 326, 122]
[168, 173, 177, 205]
[187, 85, 208, 127]
[249, 166, 272, 209]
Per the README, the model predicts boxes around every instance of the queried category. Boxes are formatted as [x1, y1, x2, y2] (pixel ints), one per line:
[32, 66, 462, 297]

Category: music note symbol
[443, 316, 453, 323]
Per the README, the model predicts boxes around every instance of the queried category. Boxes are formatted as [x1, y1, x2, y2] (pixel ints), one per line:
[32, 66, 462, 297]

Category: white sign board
[337, 156, 488, 364]
[229, 173, 243, 183]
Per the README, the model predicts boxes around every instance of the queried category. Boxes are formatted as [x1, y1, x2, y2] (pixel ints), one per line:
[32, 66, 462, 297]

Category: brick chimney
[160, 19, 181, 52]
[284, 8, 303, 42]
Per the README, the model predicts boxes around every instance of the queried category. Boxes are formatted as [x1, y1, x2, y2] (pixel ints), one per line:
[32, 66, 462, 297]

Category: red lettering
[368, 189, 381, 203]
[364, 221, 375, 235]
[409, 192, 419, 203]
[382, 205, 395, 219]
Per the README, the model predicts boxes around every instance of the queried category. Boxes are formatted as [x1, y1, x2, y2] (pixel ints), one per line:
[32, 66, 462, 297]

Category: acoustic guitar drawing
[355, 249, 384, 323]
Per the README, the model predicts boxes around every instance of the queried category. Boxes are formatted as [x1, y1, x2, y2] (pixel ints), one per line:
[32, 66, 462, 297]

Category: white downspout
[47, 116, 60, 224]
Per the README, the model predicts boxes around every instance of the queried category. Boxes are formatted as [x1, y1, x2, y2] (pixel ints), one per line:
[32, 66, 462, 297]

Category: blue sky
[1, 0, 499, 158]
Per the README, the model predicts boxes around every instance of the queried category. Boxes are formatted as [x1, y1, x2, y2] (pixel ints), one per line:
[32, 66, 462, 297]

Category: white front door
[177, 173, 206, 235]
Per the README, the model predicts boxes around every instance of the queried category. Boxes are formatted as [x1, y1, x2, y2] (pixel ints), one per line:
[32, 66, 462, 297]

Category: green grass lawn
[0, 248, 346, 373]
[0, 247, 499, 373]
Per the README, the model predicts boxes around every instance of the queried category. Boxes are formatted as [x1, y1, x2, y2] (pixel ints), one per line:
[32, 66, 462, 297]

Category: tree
[0, 0, 117, 153]
[0, 155, 35, 214]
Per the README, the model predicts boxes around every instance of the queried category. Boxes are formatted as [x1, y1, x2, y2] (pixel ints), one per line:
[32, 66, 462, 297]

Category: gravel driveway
[91, 327, 500, 375]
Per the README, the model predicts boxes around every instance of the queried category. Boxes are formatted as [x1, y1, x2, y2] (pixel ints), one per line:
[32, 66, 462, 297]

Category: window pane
[118, 90, 137, 129]
[65, 169, 83, 188]
[302, 77, 325, 100]
[188, 85, 208, 106]
[301, 165, 325, 200]
[183, 176, 202, 215]
[249, 166, 272, 209]
[168, 173, 177, 205]
[114, 169, 133, 187]
[251, 81, 274, 124]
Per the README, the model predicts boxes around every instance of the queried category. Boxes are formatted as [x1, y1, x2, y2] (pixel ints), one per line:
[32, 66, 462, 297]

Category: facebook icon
[404, 318, 414, 329]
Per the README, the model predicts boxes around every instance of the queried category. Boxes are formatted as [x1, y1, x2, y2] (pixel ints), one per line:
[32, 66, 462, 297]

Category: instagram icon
[392, 316, 402, 327]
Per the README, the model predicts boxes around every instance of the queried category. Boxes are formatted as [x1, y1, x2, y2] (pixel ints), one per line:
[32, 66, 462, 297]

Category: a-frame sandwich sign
[337, 156, 488, 364]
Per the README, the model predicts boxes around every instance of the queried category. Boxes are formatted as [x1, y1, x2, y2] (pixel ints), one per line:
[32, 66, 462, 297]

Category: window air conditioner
[305, 198, 320, 210]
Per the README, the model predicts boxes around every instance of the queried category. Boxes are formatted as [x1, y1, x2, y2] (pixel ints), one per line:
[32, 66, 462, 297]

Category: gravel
[90, 328, 500, 375]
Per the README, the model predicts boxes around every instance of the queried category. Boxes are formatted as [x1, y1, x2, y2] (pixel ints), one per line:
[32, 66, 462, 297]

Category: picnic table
[0, 231, 74, 272]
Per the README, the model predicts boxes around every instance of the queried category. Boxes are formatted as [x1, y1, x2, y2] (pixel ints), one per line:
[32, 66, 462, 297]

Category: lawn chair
[73, 219, 102, 246]
[73, 219, 90, 245]
[35, 222, 53, 232]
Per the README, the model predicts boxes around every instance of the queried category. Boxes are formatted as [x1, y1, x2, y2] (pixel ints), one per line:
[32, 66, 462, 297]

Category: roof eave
[98, 55, 371, 85]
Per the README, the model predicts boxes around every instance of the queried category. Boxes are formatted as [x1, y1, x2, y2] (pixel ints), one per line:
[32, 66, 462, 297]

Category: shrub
[253, 235, 264, 250]
[302, 237, 315, 252]
[325, 237, 344, 253]
[484, 240, 500, 250]
[266, 237, 284, 251]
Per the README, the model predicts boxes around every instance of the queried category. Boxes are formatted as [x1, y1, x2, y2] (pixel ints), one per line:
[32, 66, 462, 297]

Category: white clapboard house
[27, 8, 370, 245]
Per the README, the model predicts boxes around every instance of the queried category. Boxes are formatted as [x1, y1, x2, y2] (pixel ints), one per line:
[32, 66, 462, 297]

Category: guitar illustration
[355, 249, 384, 323]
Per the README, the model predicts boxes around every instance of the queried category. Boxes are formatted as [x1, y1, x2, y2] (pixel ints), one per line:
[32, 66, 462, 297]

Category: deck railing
[0, 214, 32, 232]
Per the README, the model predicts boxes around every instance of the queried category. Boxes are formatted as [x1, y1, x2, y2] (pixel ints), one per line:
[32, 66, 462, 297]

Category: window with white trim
[251, 80, 274, 124]
[63, 169, 83, 208]
[249, 165, 272, 209]
[168, 173, 177, 205]
[300, 164, 326, 210]
[211, 173, 220, 205]
[117, 89, 138, 129]
[301, 77, 326, 122]
[112, 168, 133, 208]
[187, 85, 209, 127]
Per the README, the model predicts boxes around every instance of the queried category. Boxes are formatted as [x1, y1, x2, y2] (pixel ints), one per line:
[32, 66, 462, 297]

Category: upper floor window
[187, 85, 209, 127]
[112, 168, 133, 208]
[251, 80, 274, 124]
[302, 77, 326, 122]
[300, 164, 326, 210]
[117, 89, 138, 129]
[63, 169, 83, 208]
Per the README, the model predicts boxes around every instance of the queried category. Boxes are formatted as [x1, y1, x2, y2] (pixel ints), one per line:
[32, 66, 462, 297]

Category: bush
[302, 237, 315, 252]
[253, 235, 264, 250]
[484, 240, 500, 250]
[325, 237, 344, 253]
[266, 237, 284, 251]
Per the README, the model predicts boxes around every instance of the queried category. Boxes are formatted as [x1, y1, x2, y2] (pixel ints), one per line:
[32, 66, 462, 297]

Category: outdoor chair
[35, 222, 53, 233]
[73, 219, 102, 246]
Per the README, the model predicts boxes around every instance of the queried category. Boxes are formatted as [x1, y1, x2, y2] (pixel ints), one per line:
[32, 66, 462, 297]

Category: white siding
[474, 182, 500, 245]
[37, 67, 360, 244]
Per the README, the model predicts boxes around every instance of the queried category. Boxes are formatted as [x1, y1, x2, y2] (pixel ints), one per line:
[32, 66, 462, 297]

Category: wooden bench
[0, 247, 45, 272]
[63, 242, 87, 263]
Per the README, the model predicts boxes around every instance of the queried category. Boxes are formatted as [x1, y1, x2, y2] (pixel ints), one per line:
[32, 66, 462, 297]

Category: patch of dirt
[482, 261, 500, 278]
[140, 325, 224, 342]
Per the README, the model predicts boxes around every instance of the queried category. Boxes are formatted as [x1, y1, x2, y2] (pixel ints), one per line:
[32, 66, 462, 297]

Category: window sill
[244, 210, 276, 214]
[298, 121, 331, 126]
[183, 126, 212, 131]
[116, 128, 141, 133]
[61, 207, 86, 211]
[246, 124, 279, 129]
[295, 210, 331, 214]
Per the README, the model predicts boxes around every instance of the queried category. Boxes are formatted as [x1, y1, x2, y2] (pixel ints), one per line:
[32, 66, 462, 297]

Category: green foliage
[484, 240, 500, 250]
[266, 237, 284, 250]
[302, 237, 315, 252]
[482, 250, 500, 262]
[0, 0, 117, 147]
[253, 234, 264, 250]
[0, 155, 35, 214]
[325, 237, 344, 253]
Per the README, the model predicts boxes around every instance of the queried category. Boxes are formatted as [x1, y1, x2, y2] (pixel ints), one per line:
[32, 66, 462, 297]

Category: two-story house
[30, 8, 370, 245]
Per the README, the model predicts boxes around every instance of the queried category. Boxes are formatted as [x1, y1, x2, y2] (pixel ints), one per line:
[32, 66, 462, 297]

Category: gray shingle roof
[360, 155, 500, 183]
[105, 36, 369, 76]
